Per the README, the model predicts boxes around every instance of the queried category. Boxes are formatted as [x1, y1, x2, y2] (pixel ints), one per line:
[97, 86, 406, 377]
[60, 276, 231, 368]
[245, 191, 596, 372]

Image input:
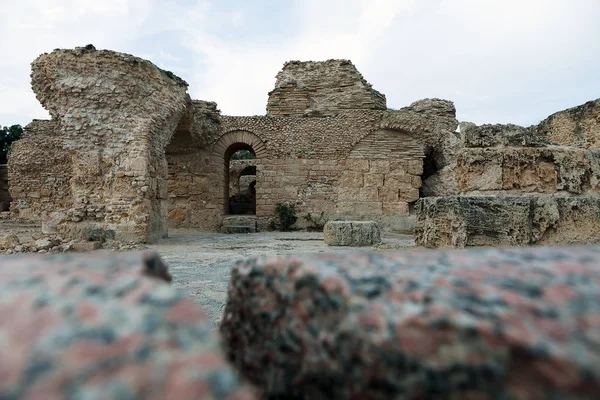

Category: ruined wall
[537, 99, 600, 149]
[167, 98, 456, 231]
[8, 120, 72, 220]
[0, 165, 9, 212]
[417, 101, 600, 248]
[266, 60, 386, 117]
[11, 46, 191, 243]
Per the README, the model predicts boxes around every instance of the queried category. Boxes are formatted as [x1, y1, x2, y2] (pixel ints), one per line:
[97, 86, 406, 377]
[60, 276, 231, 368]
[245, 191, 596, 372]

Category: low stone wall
[0, 251, 255, 399]
[0, 165, 9, 211]
[415, 195, 600, 248]
[221, 247, 600, 399]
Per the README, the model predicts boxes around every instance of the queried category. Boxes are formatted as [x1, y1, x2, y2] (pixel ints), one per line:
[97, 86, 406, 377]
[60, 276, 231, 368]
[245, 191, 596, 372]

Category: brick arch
[213, 130, 268, 159]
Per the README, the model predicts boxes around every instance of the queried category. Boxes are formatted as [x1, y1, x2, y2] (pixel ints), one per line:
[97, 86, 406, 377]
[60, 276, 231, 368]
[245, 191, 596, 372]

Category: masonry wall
[167, 111, 428, 231]
[8, 120, 73, 221]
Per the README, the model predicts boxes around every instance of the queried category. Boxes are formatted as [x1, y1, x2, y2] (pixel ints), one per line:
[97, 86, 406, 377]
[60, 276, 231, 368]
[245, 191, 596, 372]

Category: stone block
[339, 171, 364, 188]
[368, 160, 390, 173]
[0, 251, 254, 399]
[42, 211, 66, 234]
[323, 220, 381, 246]
[415, 195, 600, 248]
[398, 187, 420, 202]
[221, 246, 600, 399]
[363, 173, 383, 187]
[457, 147, 599, 195]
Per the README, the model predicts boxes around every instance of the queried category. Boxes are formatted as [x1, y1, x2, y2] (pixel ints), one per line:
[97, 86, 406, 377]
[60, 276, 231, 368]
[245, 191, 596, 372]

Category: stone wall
[11, 48, 459, 238]
[10, 46, 191, 243]
[167, 99, 457, 231]
[8, 120, 72, 220]
[266, 60, 386, 117]
[0, 165, 9, 212]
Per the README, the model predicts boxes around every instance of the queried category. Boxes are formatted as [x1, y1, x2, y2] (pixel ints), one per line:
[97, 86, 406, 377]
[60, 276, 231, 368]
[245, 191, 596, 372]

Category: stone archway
[213, 130, 267, 216]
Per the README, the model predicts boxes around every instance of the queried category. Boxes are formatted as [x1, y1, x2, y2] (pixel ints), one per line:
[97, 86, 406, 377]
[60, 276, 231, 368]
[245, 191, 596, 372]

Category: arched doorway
[226, 150, 257, 215]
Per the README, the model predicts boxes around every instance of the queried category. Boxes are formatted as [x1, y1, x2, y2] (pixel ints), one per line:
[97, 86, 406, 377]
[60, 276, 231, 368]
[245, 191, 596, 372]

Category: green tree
[0, 124, 23, 164]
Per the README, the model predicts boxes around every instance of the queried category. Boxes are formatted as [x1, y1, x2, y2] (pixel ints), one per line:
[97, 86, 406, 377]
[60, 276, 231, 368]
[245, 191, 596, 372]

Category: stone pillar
[29, 45, 190, 243]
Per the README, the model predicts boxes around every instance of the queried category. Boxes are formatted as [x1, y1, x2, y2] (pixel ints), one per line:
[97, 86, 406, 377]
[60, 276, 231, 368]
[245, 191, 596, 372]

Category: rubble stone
[0, 234, 19, 250]
[221, 247, 600, 399]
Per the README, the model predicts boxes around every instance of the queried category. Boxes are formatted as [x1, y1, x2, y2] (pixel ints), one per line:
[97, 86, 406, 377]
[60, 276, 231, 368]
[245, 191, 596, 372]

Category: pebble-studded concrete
[221, 246, 600, 399]
[0, 251, 255, 400]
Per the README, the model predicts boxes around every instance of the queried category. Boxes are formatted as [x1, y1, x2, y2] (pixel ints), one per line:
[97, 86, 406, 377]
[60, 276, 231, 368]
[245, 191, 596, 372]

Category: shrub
[275, 202, 297, 231]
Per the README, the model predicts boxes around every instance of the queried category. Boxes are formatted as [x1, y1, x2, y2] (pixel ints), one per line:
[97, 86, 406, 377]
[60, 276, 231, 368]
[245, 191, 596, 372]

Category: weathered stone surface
[266, 59, 386, 117]
[0, 251, 255, 399]
[10, 45, 192, 243]
[457, 147, 600, 195]
[460, 122, 551, 148]
[323, 220, 381, 246]
[415, 195, 600, 248]
[0, 233, 19, 249]
[221, 247, 600, 399]
[537, 99, 600, 149]
[41, 211, 66, 234]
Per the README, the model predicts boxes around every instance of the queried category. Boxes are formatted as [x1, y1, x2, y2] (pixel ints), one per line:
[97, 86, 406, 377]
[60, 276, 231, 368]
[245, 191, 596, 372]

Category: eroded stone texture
[537, 99, 600, 149]
[266, 60, 386, 117]
[8, 120, 72, 221]
[460, 122, 551, 148]
[0, 251, 255, 399]
[415, 196, 600, 248]
[323, 220, 381, 246]
[17, 45, 191, 243]
[221, 247, 600, 399]
[457, 147, 600, 195]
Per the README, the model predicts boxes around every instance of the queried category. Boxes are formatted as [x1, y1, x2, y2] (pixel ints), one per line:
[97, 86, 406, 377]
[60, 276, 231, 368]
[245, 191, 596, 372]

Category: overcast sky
[1, 0, 599, 127]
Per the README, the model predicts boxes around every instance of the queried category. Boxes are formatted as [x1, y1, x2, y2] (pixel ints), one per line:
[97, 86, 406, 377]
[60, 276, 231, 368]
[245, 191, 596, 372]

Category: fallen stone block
[70, 240, 103, 252]
[0, 251, 255, 399]
[221, 246, 600, 399]
[415, 195, 600, 248]
[323, 220, 381, 246]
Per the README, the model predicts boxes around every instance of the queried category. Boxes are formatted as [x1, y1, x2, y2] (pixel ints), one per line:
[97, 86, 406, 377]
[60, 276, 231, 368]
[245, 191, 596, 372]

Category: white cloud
[1, 0, 599, 126]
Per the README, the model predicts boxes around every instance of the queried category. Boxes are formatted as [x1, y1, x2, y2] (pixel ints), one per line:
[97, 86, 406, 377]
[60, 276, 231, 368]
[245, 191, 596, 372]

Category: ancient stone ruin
[3, 45, 600, 249]
[416, 99, 600, 248]
[7, 46, 455, 244]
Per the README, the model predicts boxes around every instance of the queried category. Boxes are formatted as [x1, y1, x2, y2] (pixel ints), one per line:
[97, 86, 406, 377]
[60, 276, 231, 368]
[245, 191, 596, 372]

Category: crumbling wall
[383, 99, 460, 197]
[168, 99, 457, 231]
[8, 120, 72, 220]
[266, 60, 386, 117]
[416, 100, 600, 248]
[537, 99, 600, 149]
[15, 45, 191, 243]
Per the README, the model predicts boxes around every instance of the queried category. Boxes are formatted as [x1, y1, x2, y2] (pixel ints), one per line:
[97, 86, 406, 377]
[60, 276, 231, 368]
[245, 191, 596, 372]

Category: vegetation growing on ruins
[275, 203, 297, 231]
[0, 124, 23, 164]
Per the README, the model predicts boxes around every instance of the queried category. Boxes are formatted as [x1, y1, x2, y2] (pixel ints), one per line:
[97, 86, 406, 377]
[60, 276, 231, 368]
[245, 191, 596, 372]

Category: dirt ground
[0, 219, 415, 327]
